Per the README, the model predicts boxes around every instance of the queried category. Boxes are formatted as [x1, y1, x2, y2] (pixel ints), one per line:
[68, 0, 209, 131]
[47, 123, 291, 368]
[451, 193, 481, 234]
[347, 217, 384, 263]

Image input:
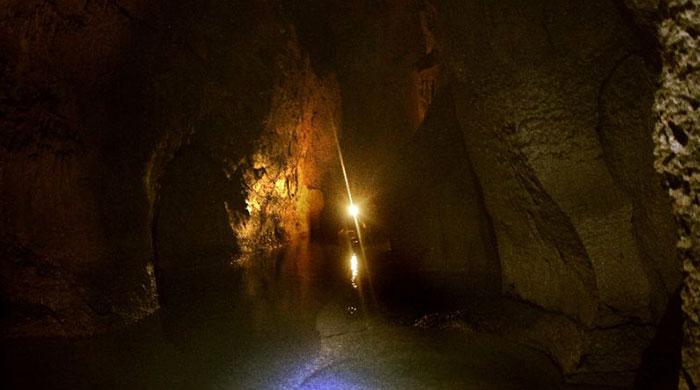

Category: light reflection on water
[237, 240, 319, 328]
[1, 243, 568, 390]
[350, 253, 359, 289]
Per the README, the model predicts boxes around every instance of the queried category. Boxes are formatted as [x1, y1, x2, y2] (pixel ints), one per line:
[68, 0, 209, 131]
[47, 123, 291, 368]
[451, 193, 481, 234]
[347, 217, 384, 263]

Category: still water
[2, 243, 569, 389]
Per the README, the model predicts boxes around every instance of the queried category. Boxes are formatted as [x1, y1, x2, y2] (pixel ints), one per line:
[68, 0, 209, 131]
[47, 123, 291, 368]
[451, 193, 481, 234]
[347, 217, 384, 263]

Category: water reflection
[350, 253, 359, 289]
[2, 242, 349, 389]
[238, 240, 320, 328]
[1, 243, 569, 390]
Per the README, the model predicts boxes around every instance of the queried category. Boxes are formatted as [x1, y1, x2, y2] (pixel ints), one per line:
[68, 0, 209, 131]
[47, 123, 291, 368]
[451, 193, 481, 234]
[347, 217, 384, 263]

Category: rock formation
[654, 0, 700, 387]
[0, 0, 338, 337]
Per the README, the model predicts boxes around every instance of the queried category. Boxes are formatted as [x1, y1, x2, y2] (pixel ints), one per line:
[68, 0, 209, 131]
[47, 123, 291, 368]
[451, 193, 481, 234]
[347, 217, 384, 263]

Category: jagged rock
[653, 0, 700, 387]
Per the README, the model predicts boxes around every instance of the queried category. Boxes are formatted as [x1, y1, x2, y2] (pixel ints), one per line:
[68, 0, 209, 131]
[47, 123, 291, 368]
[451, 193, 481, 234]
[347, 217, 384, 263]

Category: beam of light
[350, 253, 359, 289]
[331, 121, 364, 245]
[332, 123, 354, 209]
[331, 121, 376, 306]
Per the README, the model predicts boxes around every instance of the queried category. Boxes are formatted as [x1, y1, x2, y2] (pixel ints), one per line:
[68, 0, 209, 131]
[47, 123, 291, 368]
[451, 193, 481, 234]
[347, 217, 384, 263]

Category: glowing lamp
[348, 204, 359, 218]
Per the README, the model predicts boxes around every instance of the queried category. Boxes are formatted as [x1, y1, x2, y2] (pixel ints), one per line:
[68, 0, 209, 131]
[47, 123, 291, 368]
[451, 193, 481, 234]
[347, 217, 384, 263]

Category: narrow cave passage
[1, 1, 698, 389]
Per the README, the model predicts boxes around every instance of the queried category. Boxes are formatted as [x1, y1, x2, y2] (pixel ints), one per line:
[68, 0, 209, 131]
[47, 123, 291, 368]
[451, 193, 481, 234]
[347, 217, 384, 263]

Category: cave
[1, 0, 699, 389]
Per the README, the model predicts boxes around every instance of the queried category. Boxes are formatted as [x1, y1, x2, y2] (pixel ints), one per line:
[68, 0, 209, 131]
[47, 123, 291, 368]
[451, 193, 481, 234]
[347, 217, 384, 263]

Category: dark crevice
[669, 121, 689, 146]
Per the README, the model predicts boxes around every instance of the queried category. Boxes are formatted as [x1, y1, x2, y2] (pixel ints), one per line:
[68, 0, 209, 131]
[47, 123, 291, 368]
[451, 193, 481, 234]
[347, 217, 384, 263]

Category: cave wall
[232, 55, 339, 253]
[0, 0, 158, 338]
[440, 0, 676, 326]
[653, 0, 700, 387]
[385, 87, 501, 297]
[0, 0, 338, 337]
[431, 0, 678, 383]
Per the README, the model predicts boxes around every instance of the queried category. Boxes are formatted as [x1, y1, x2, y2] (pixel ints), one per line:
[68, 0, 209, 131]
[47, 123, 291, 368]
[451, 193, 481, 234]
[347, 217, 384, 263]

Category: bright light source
[348, 204, 359, 218]
[350, 254, 359, 288]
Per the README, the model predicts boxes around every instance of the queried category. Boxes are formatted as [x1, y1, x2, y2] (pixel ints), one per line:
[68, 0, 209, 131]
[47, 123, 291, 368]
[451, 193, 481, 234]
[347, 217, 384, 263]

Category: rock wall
[385, 87, 501, 297]
[429, 0, 679, 383]
[0, 0, 158, 338]
[0, 0, 338, 337]
[440, 0, 677, 326]
[232, 59, 339, 253]
[653, 0, 700, 387]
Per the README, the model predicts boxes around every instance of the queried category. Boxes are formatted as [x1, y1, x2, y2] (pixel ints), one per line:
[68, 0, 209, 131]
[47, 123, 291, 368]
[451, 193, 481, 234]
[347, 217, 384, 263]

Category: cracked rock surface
[654, 0, 700, 387]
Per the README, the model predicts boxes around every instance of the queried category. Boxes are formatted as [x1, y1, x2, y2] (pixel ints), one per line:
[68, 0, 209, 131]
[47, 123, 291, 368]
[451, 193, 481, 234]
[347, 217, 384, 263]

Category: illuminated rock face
[0, 0, 338, 336]
[653, 0, 700, 387]
[233, 60, 338, 253]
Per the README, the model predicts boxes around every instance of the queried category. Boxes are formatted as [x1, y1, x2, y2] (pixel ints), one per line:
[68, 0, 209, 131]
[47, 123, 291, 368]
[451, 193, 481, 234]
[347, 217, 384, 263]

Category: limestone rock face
[440, 0, 675, 326]
[417, 0, 679, 383]
[653, 0, 700, 387]
[0, 0, 339, 337]
[233, 58, 339, 253]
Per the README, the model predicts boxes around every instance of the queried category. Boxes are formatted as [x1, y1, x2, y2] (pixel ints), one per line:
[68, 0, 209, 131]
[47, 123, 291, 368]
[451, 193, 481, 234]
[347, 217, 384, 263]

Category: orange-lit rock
[231, 41, 340, 253]
[0, 0, 340, 337]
